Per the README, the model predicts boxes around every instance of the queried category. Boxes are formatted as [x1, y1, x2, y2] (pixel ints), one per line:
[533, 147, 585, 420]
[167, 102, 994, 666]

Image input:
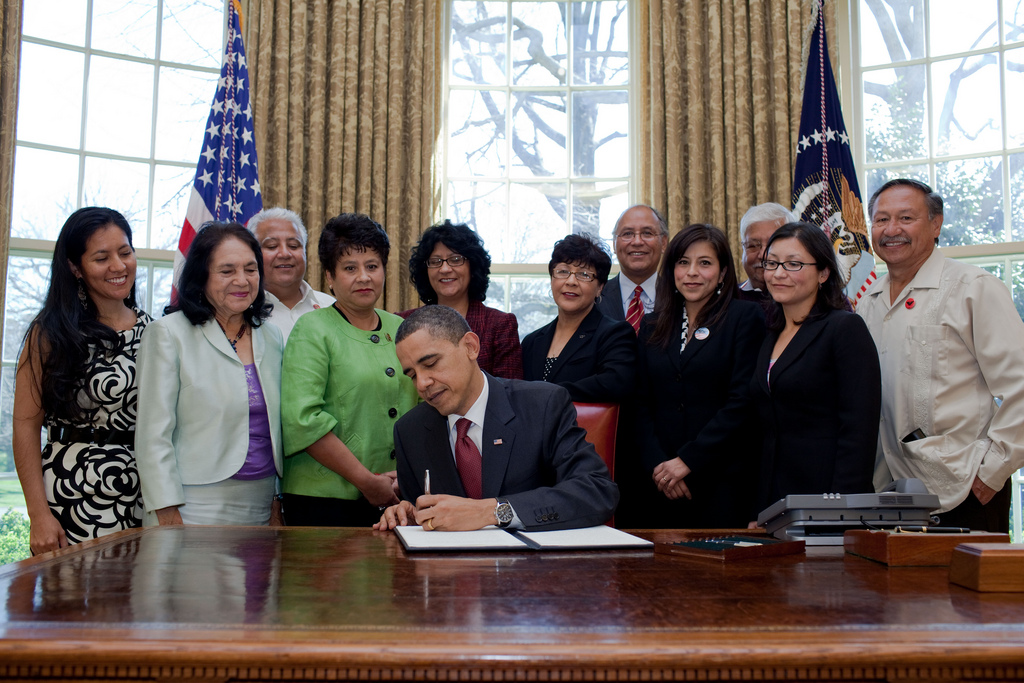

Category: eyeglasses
[742, 240, 763, 253]
[426, 254, 467, 268]
[616, 230, 661, 242]
[762, 259, 818, 272]
[552, 268, 597, 283]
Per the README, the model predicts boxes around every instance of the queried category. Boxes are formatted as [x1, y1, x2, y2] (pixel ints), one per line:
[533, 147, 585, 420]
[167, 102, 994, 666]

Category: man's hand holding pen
[374, 469, 500, 532]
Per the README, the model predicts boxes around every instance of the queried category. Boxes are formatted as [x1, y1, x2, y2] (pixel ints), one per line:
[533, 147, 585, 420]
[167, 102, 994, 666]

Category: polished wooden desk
[1, 526, 1023, 682]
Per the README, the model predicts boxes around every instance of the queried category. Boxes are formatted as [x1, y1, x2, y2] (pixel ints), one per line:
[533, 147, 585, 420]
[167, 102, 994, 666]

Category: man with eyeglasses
[594, 205, 666, 528]
[859, 178, 1024, 533]
[597, 205, 669, 332]
[737, 202, 796, 303]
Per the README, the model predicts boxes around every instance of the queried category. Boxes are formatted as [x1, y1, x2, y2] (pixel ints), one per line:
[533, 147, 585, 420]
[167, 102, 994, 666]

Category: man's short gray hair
[739, 203, 797, 240]
[396, 305, 472, 346]
[868, 178, 944, 220]
[247, 207, 308, 247]
[613, 204, 669, 238]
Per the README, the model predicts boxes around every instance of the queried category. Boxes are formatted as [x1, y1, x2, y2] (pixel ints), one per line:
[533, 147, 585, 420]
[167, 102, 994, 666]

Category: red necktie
[455, 418, 483, 499]
[625, 285, 644, 333]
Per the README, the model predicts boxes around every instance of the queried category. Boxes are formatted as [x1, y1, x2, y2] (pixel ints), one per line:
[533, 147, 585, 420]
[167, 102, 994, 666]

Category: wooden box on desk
[949, 543, 1024, 592]
[844, 529, 1009, 566]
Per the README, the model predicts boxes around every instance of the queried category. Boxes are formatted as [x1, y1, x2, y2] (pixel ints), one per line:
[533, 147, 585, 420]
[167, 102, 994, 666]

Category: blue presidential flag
[792, 0, 874, 307]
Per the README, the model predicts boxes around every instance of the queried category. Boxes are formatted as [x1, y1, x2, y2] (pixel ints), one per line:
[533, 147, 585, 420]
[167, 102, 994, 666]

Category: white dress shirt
[446, 373, 522, 528]
[264, 281, 335, 341]
[739, 279, 760, 292]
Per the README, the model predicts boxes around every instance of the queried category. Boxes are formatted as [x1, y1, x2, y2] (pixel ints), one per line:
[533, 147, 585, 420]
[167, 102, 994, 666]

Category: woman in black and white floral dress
[13, 207, 151, 554]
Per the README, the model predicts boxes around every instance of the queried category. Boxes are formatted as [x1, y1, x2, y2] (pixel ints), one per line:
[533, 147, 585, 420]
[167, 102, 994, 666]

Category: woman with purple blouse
[135, 222, 284, 526]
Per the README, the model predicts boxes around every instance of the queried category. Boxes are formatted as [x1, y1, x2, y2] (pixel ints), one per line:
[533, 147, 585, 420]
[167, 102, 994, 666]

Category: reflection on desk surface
[0, 526, 1022, 634]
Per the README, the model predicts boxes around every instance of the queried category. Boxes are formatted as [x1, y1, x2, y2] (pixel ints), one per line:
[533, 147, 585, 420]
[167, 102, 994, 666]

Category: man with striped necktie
[596, 205, 668, 332]
[593, 205, 667, 527]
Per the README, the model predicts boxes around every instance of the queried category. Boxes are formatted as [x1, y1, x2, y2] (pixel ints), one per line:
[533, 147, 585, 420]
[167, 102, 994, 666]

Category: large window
[854, 0, 1024, 252]
[849, 0, 1024, 539]
[443, 1, 631, 335]
[0, 0, 226, 513]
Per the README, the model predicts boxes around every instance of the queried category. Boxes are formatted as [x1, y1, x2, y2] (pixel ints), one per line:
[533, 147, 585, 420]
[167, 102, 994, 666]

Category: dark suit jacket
[596, 275, 627, 321]
[737, 287, 772, 306]
[399, 301, 523, 379]
[521, 307, 637, 403]
[394, 374, 619, 530]
[752, 308, 881, 510]
[635, 299, 765, 528]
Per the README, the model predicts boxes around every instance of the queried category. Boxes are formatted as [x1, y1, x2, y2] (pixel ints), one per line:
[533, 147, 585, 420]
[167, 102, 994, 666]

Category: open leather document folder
[394, 525, 653, 552]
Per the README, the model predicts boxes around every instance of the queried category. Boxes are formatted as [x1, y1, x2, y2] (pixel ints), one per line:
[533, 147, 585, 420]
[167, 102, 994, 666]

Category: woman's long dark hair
[408, 220, 491, 304]
[22, 207, 138, 423]
[763, 221, 847, 332]
[648, 224, 737, 350]
[165, 221, 272, 327]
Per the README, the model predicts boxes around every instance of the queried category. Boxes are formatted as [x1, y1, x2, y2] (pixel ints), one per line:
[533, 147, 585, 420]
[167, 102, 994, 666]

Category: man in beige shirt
[858, 179, 1024, 532]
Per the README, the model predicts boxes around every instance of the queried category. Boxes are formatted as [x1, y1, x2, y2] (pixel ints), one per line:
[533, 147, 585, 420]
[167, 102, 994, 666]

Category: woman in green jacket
[281, 214, 418, 526]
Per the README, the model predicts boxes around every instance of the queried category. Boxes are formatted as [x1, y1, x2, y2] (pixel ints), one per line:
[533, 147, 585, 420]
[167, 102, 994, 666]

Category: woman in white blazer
[135, 222, 284, 526]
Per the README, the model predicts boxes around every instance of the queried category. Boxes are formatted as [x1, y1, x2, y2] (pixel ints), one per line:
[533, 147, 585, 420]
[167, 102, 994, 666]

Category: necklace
[217, 320, 247, 352]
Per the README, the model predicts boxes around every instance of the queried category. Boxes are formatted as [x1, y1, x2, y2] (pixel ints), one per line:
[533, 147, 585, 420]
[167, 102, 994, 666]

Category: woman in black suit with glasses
[751, 222, 881, 515]
[522, 233, 636, 403]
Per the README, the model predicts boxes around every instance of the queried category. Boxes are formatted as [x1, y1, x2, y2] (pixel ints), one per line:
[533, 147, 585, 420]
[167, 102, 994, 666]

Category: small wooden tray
[656, 535, 805, 561]
[844, 529, 1009, 566]
[949, 543, 1024, 592]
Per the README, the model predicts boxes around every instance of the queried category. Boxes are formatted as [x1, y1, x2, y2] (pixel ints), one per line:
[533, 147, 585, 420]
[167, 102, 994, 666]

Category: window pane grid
[444, 0, 630, 266]
[20, 35, 221, 73]
[857, 0, 1024, 251]
[14, 4, 225, 250]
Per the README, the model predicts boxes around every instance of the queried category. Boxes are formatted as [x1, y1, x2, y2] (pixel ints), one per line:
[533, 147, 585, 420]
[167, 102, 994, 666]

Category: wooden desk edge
[2, 628, 1024, 671]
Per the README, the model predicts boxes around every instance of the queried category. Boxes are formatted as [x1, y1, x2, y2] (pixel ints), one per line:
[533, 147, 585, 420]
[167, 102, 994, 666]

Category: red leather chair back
[572, 402, 619, 478]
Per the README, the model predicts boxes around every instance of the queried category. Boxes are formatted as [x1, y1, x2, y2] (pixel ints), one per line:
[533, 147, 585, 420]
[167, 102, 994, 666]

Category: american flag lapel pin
[493, 439, 503, 445]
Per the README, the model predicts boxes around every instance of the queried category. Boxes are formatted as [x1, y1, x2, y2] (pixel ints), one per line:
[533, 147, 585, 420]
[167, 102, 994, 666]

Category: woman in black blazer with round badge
[522, 234, 636, 403]
[636, 224, 765, 528]
[752, 222, 881, 516]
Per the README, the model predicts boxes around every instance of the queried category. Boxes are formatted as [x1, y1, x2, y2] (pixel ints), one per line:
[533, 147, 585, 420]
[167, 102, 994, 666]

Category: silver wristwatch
[494, 499, 514, 528]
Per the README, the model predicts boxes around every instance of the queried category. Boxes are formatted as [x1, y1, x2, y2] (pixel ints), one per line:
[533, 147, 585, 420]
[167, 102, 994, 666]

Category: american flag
[174, 0, 261, 288]
[791, 0, 874, 307]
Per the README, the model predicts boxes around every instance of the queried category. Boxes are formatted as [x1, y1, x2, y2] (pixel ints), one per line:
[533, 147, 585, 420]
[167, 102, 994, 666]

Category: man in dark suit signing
[374, 305, 619, 532]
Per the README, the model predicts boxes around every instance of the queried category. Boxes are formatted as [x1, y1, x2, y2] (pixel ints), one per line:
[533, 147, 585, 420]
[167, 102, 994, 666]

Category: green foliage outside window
[0, 509, 30, 565]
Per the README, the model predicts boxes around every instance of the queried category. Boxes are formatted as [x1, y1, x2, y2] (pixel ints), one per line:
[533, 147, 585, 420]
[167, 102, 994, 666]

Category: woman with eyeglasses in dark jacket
[399, 220, 523, 379]
[751, 222, 881, 516]
[522, 233, 636, 403]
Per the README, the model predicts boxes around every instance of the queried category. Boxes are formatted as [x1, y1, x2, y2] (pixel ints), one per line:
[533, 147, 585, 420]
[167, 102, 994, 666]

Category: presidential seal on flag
[792, 0, 875, 307]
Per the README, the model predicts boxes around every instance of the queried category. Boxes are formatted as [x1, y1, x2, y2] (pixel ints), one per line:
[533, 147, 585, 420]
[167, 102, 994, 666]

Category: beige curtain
[0, 0, 21, 339]
[241, 0, 444, 312]
[636, 0, 839, 269]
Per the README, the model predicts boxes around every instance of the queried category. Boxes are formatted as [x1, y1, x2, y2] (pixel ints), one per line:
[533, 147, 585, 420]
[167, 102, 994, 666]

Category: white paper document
[394, 525, 529, 551]
[517, 526, 653, 549]
[394, 524, 651, 552]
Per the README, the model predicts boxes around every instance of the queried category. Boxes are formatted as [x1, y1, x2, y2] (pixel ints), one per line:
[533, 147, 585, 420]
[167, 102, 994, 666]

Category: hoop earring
[77, 278, 88, 310]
